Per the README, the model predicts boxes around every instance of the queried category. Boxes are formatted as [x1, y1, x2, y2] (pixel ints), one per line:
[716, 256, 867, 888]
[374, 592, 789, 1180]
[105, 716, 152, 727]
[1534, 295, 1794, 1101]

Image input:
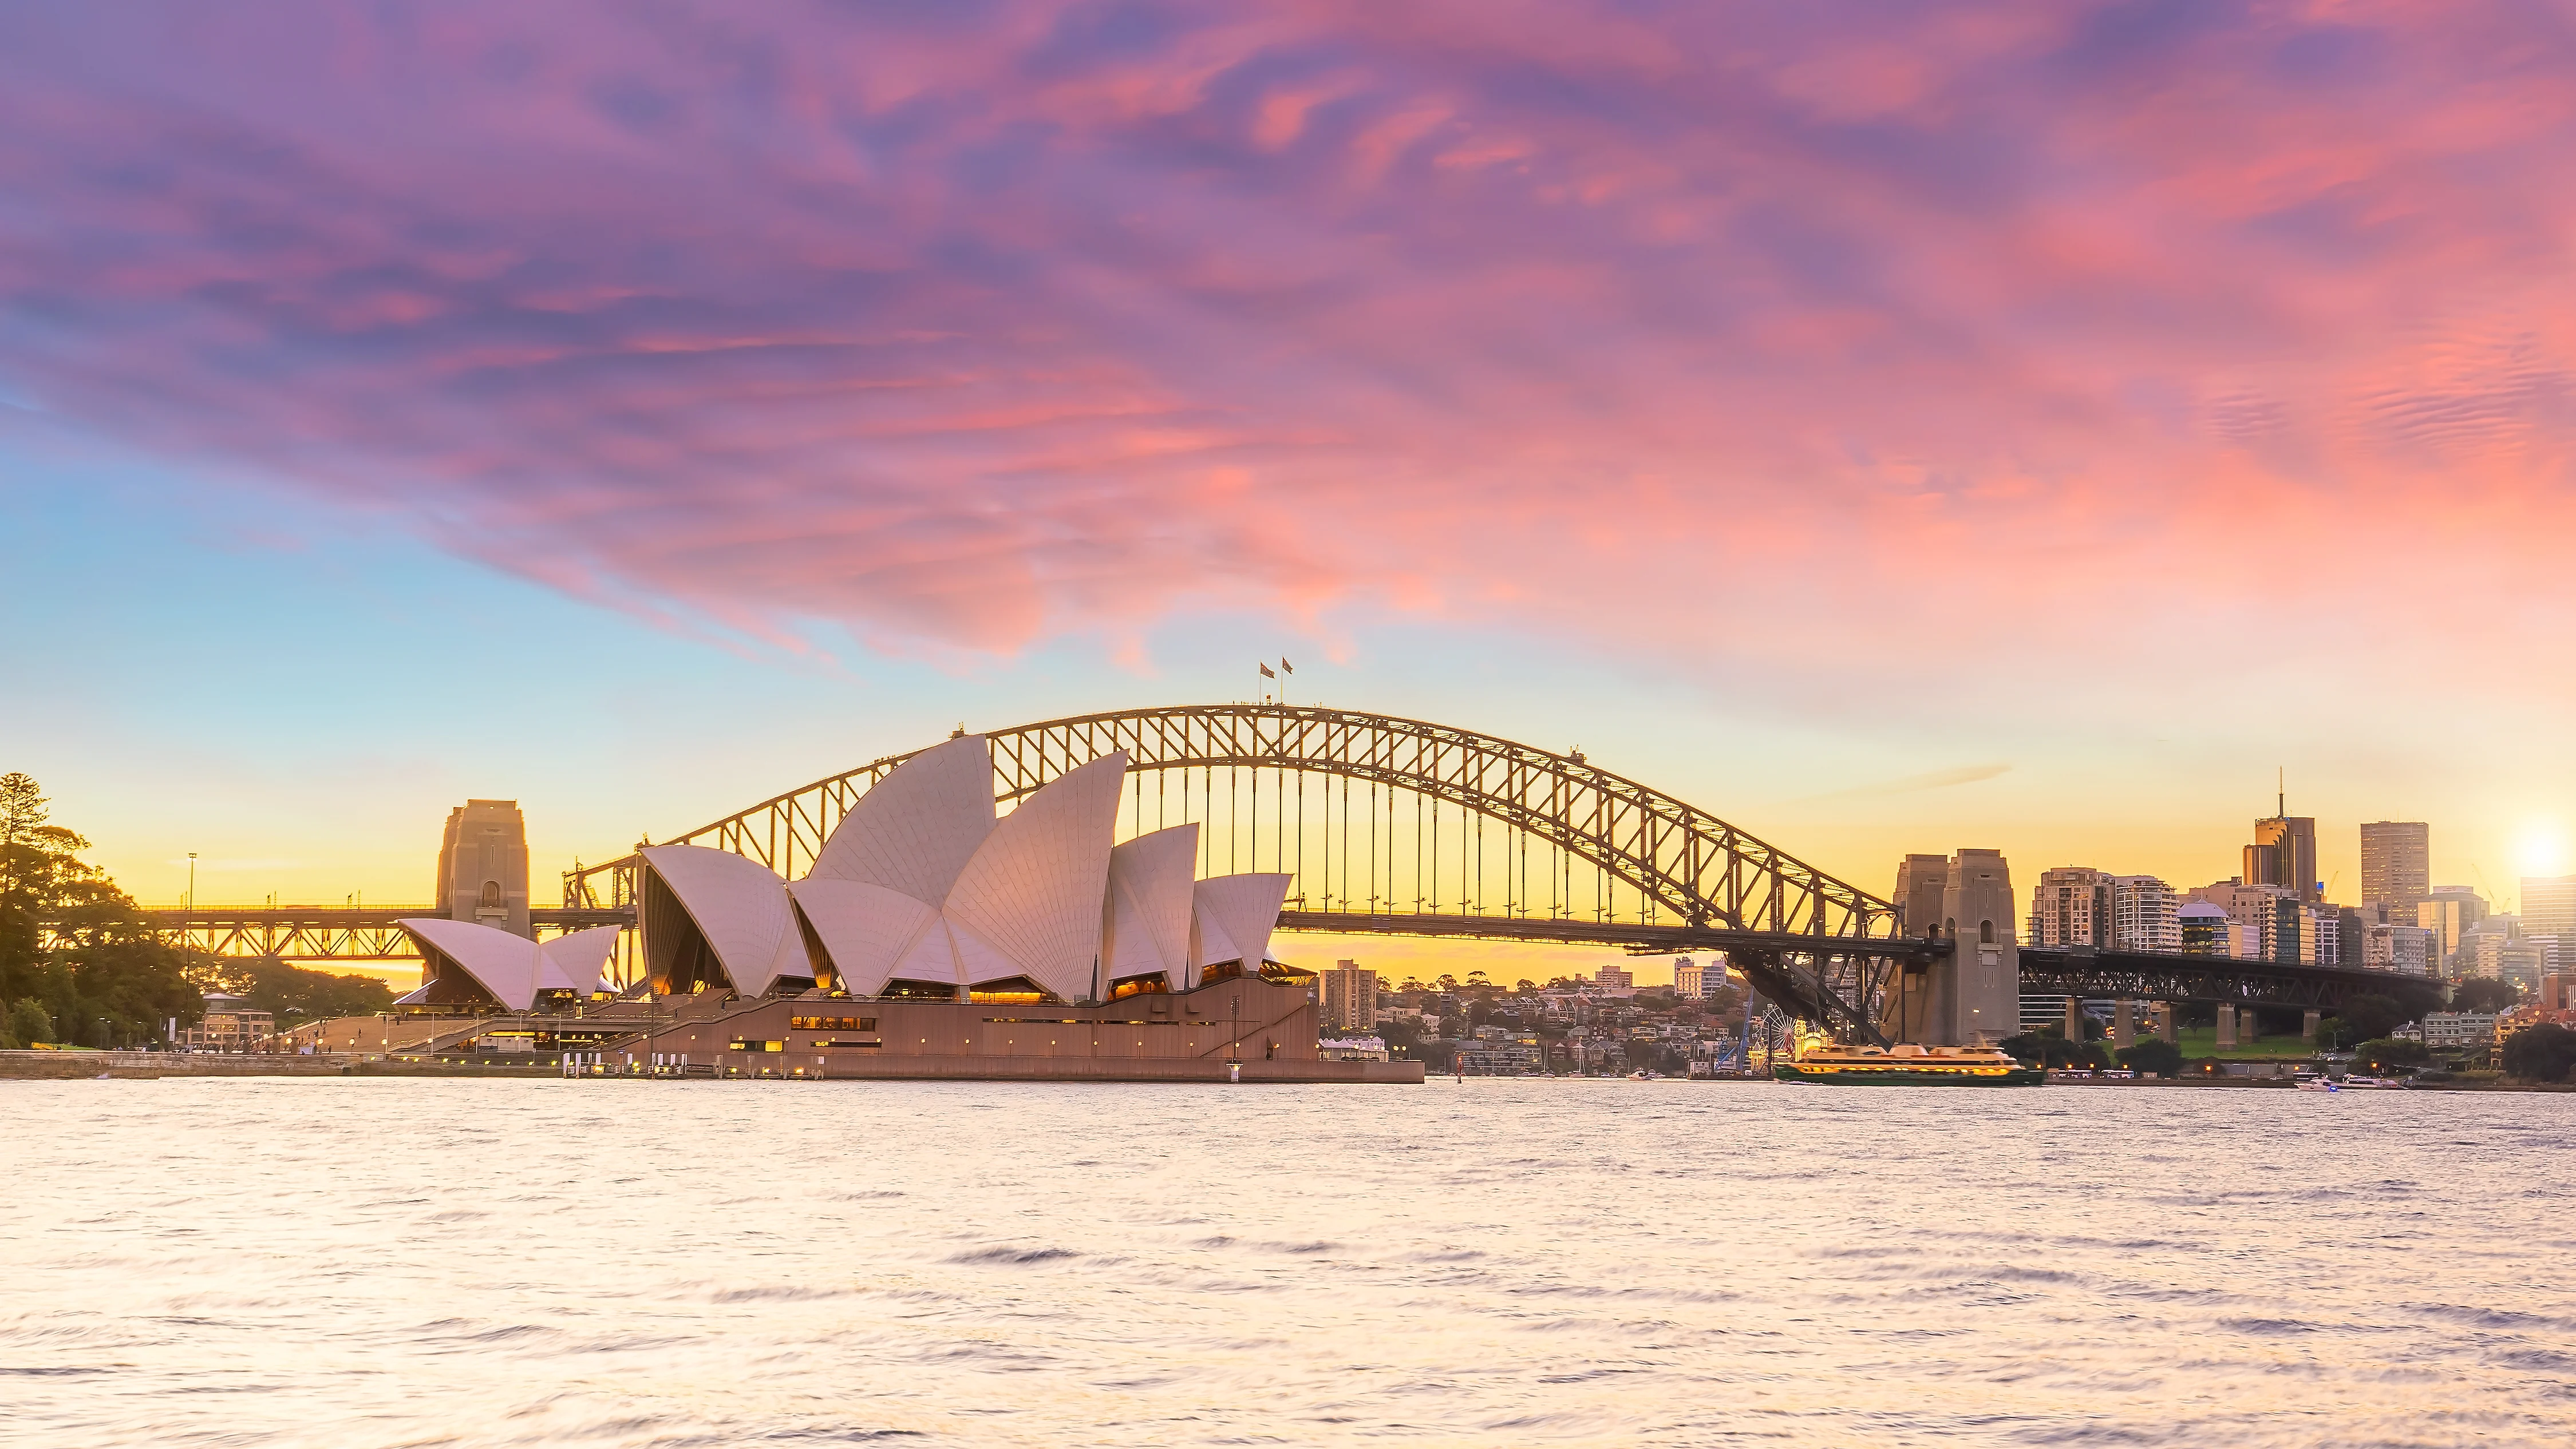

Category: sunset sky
[5, 2, 2573, 985]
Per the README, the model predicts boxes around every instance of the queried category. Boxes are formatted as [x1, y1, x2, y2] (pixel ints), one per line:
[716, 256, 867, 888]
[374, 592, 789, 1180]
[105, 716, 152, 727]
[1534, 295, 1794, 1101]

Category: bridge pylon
[1886, 849, 2019, 1047]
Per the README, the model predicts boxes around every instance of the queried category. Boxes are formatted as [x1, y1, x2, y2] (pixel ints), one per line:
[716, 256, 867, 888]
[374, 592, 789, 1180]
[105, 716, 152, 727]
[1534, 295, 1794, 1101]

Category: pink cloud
[2, 1, 2573, 702]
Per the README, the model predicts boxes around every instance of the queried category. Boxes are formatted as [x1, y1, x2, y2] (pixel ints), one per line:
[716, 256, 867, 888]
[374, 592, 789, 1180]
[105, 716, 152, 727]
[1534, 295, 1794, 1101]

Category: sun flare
[2514, 822, 2569, 880]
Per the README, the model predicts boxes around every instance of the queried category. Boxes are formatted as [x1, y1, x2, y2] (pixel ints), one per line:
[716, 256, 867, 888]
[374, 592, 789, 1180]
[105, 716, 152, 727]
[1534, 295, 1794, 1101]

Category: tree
[214, 959, 394, 1024]
[2451, 979, 2523, 1015]
[2500, 1023, 2576, 1083]
[2349, 1038, 2432, 1073]
[2119, 1038, 2185, 1076]
[1, 997, 51, 1048]
[2332, 994, 2407, 1048]
[0, 774, 208, 1045]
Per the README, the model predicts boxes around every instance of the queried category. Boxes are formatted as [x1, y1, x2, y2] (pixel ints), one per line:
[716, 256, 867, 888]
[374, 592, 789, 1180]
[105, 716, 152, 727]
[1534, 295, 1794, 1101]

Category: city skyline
[5, 3, 2574, 987]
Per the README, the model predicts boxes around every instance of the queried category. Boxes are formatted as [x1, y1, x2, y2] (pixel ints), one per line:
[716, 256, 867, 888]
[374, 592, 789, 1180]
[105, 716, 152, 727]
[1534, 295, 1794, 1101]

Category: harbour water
[7, 1078, 2574, 1447]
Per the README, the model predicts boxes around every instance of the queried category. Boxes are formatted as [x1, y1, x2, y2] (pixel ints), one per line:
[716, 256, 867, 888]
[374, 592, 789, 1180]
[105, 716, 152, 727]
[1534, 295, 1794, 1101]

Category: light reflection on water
[7, 1078, 2574, 1447]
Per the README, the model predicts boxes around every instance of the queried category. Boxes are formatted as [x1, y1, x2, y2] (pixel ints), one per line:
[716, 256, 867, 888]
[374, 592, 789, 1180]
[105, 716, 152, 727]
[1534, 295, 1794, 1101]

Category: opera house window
[790, 1016, 878, 1031]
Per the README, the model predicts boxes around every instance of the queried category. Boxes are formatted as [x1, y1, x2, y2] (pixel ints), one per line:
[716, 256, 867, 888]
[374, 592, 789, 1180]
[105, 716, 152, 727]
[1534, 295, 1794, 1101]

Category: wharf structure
[391, 736, 1421, 1084]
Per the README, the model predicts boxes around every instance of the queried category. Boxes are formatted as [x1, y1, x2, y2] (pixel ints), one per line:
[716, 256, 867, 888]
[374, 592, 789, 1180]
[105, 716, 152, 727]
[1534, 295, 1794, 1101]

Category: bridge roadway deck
[1273, 909, 1940, 960]
[1284, 914, 2443, 1013]
[86, 906, 2447, 1014]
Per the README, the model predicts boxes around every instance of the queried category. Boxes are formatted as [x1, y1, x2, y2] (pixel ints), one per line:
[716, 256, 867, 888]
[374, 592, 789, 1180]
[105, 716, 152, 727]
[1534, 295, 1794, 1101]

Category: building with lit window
[1673, 957, 1722, 999]
[2363, 922, 2435, 975]
[2028, 867, 2111, 948]
[2360, 822, 2429, 917]
[2111, 876, 2179, 952]
[1321, 960, 1378, 1031]
[177, 992, 274, 1052]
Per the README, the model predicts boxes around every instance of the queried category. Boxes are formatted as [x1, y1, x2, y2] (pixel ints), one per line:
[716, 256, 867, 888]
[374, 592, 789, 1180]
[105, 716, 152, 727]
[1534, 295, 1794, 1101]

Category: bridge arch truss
[567, 704, 1922, 1035]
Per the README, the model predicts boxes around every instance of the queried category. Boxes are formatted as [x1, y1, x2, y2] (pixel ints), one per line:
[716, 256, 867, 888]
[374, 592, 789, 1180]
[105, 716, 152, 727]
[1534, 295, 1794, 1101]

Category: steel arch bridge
[566, 703, 1939, 1040]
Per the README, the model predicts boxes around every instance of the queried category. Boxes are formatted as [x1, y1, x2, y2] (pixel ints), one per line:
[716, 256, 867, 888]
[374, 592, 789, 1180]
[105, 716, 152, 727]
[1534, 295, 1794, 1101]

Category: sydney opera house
[393, 738, 1413, 1081]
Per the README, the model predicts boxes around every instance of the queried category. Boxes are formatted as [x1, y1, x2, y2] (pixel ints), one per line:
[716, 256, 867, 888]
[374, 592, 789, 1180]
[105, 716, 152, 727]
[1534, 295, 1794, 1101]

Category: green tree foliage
[2332, 994, 2408, 1048]
[2118, 1038, 2185, 1076]
[2349, 1037, 2432, 1073]
[2449, 978, 2523, 1015]
[2499, 1023, 2576, 1083]
[1, 997, 54, 1048]
[211, 958, 394, 1025]
[0, 773, 211, 1046]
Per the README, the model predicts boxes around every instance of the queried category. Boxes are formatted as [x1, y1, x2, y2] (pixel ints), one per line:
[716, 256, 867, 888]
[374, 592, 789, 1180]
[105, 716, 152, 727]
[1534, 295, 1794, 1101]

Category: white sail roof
[784, 877, 943, 997]
[1105, 825, 1198, 985]
[641, 845, 810, 997]
[398, 917, 543, 1011]
[888, 917, 966, 987]
[943, 751, 1127, 1001]
[538, 925, 622, 996]
[805, 734, 995, 905]
[1191, 873, 1293, 983]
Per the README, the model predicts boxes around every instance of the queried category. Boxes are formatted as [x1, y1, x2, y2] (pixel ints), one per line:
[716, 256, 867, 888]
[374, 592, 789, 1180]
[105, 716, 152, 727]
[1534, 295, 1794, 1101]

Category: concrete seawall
[0, 1050, 361, 1080]
[1, 1050, 1421, 1084]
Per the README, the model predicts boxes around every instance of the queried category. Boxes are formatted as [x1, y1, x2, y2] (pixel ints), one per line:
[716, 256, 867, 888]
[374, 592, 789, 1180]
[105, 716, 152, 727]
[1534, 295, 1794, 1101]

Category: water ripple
[3, 1078, 2572, 1446]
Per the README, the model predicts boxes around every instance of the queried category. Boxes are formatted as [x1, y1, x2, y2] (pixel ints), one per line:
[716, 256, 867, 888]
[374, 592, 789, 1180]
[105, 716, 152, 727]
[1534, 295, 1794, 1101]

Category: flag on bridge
[1281, 657, 1294, 674]
[1258, 662, 1275, 678]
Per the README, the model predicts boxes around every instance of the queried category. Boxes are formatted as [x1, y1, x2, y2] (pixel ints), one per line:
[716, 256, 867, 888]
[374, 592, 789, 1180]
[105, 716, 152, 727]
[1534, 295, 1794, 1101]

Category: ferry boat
[1772, 1040, 2045, 1087]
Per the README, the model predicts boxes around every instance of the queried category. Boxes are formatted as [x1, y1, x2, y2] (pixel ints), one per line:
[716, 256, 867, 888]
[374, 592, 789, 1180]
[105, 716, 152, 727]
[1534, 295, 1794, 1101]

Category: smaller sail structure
[1189, 873, 1294, 987]
[639, 845, 811, 997]
[1104, 825, 1198, 992]
[783, 877, 942, 997]
[539, 925, 623, 997]
[397, 917, 606, 1012]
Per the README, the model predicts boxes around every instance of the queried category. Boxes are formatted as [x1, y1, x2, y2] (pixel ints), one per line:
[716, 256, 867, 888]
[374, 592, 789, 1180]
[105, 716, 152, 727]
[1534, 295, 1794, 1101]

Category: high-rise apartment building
[2494, 938, 2557, 991]
[2334, 906, 2364, 972]
[2111, 875, 2179, 952]
[2360, 822, 2431, 914]
[2363, 923, 2435, 975]
[2417, 886, 2488, 967]
[1319, 960, 1378, 1032]
[2522, 874, 2576, 945]
[2459, 917, 2516, 979]
[1673, 957, 1720, 1000]
[2028, 867, 2112, 948]
[2179, 901, 2231, 955]
[2191, 880, 2299, 961]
